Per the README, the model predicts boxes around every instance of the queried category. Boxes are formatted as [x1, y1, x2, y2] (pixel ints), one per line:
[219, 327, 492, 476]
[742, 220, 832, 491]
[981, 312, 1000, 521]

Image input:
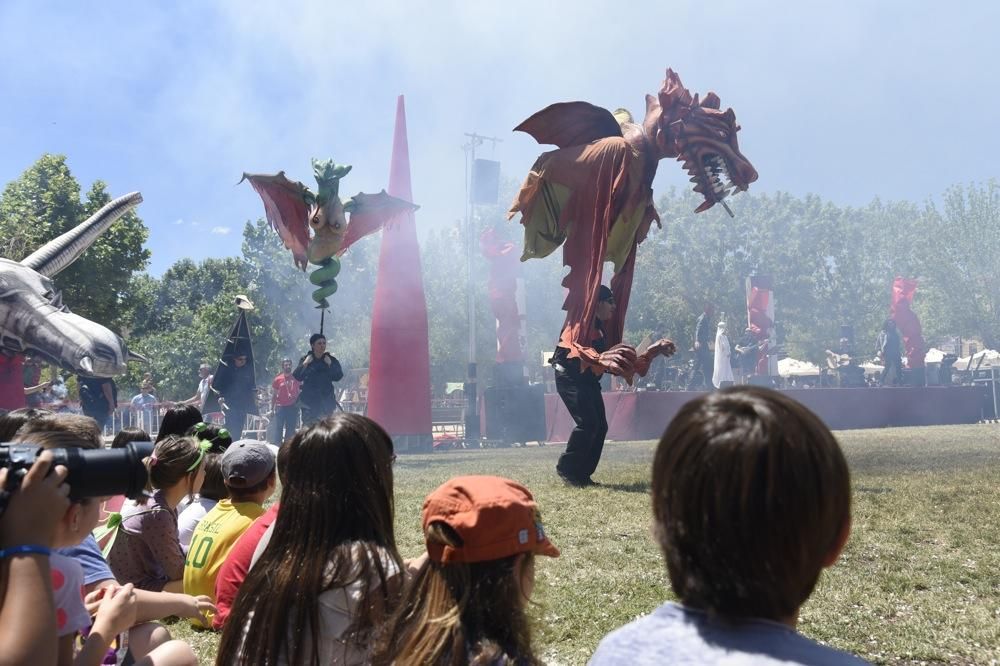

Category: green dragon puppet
[509, 68, 758, 378]
[241, 159, 416, 313]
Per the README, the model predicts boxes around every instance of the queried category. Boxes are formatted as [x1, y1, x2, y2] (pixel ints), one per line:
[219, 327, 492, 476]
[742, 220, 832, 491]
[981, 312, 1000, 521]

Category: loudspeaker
[483, 384, 546, 443]
[472, 159, 500, 204]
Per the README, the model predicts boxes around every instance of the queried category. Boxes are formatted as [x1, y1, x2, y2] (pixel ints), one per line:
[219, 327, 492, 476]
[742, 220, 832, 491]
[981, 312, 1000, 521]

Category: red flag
[890, 277, 925, 369]
[365, 96, 433, 448]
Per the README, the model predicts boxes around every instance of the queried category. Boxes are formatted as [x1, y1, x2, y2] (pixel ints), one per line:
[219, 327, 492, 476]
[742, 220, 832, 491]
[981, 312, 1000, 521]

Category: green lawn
[168, 424, 1000, 665]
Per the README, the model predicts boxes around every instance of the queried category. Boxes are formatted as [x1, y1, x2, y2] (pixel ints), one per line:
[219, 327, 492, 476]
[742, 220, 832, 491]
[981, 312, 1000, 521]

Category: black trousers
[688, 347, 712, 389]
[225, 409, 248, 441]
[272, 405, 299, 445]
[555, 371, 608, 481]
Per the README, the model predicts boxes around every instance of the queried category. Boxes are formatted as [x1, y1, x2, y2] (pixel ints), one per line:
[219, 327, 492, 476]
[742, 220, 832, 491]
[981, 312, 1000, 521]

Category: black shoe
[557, 470, 587, 487]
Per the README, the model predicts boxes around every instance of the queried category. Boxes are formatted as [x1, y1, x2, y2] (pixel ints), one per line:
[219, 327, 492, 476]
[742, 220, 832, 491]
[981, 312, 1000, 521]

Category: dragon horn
[128, 349, 149, 364]
[20, 192, 143, 277]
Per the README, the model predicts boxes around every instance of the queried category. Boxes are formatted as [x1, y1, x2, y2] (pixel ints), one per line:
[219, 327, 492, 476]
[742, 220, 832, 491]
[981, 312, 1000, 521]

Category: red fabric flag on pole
[890, 277, 925, 370]
[366, 96, 433, 450]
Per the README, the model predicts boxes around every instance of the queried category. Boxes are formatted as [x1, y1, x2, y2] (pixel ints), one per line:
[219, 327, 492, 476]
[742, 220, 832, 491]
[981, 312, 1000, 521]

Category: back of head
[651, 386, 850, 621]
[156, 405, 203, 442]
[0, 407, 53, 442]
[145, 435, 204, 497]
[374, 476, 556, 666]
[13, 414, 101, 450]
[112, 426, 150, 450]
[218, 413, 399, 666]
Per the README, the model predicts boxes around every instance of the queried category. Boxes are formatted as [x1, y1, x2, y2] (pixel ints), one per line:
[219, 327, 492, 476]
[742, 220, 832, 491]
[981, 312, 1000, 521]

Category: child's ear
[65, 502, 83, 532]
[821, 515, 851, 568]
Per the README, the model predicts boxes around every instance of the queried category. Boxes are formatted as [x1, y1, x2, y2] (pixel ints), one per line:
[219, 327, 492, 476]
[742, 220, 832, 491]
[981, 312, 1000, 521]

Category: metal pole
[462, 134, 481, 443]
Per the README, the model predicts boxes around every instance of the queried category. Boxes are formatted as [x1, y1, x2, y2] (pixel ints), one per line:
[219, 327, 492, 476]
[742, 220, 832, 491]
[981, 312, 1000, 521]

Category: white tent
[924, 347, 946, 364]
[954, 349, 1000, 369]
[778, 358, 821, 377]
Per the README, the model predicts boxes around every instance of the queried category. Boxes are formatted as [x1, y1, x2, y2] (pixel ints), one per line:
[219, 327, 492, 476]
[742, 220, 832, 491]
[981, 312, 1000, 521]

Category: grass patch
[165, 424, 1000, 665]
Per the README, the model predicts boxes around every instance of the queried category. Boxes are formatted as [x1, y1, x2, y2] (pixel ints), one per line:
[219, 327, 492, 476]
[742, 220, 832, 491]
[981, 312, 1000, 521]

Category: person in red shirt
[270, 359, 300, 446]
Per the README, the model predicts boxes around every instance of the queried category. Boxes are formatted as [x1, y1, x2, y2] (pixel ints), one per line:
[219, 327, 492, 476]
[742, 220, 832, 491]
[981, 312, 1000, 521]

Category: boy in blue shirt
[591, 386, 866, 665]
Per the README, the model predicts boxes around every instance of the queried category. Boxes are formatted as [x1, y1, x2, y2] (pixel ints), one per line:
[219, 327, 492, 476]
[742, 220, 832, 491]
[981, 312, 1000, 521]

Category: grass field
[169, 424, 1000, 665]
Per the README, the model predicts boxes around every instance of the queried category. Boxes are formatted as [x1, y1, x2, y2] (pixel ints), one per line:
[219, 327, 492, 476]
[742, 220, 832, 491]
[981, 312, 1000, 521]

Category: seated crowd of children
[0, 386, 866, 665]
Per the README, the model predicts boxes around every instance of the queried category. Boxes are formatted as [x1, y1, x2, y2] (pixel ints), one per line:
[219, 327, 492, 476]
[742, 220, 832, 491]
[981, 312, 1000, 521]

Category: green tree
[0, 155, 150, 331]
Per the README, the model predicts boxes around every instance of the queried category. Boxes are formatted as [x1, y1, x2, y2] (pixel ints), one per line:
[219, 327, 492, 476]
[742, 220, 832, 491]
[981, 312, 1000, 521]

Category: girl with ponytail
[104, 435, 208, 592]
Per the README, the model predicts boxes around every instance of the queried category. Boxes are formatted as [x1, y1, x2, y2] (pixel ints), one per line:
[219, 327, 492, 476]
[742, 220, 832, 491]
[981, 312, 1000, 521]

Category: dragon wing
[339, 191, 419, 254]
[514, 101, 623, 148]
[240, 172, 312, 270]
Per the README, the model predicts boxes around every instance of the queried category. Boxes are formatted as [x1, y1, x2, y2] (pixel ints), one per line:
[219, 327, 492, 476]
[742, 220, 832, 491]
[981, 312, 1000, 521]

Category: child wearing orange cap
[373, 475, 559, 666]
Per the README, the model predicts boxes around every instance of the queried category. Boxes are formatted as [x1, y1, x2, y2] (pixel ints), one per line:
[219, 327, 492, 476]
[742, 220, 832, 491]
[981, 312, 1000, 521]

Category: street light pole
[461, 131, 502, 444]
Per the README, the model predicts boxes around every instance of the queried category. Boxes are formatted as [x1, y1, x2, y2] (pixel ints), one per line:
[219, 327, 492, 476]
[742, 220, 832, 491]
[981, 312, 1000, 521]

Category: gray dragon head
[0, 192, 146, 377]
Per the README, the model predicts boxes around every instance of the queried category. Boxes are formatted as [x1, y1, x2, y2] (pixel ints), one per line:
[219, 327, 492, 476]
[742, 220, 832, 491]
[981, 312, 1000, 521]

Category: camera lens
[59, 441, 154, 501]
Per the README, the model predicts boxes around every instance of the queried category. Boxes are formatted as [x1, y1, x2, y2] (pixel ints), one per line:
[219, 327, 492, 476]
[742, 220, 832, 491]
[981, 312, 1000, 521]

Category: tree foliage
[0, 155, 151, 331]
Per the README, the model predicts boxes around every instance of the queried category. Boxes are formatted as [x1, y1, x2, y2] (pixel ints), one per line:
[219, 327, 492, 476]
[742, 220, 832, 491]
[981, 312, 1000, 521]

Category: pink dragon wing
[338, 190, 418, 254]
[240, 172, 312, 270]
[514, 101, 623, 148]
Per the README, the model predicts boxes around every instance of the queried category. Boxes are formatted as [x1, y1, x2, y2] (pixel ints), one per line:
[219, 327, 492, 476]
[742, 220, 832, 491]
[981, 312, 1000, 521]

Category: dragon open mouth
[681, 151, 740, 216]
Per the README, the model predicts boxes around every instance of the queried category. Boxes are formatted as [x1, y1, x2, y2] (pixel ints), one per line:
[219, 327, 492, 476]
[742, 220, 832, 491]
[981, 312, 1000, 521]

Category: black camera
[0, 441, 153, 505]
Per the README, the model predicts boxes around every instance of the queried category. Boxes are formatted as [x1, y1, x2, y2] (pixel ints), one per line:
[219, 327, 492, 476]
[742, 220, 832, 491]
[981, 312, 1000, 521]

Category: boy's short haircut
[651, 386, 850, 621]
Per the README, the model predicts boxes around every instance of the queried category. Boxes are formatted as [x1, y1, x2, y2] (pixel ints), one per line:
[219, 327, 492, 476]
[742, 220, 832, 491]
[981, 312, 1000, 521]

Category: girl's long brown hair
[373, 522, 539, 666]
[216, 413, 401, 666]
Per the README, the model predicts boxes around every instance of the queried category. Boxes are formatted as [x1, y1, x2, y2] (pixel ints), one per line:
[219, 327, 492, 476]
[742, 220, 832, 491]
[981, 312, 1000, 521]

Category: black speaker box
[472, 159, 500, 204]
[483, 384, 546, 443]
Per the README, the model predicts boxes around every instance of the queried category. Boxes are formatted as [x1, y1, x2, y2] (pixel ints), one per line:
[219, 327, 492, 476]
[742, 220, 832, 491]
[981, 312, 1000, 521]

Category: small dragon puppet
[241, 159, 416, 313]
[509, 68, 758, 379]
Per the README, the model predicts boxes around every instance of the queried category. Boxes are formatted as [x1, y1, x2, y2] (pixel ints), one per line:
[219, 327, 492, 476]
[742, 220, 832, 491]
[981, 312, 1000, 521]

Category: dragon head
[644, 69, 758, 214]
[0, 259, 136, 377]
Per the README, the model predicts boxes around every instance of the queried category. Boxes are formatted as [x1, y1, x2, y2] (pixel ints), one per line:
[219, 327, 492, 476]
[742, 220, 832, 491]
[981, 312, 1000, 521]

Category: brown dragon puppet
[241, 159, 416, 314]
[508, 68, 757, 379]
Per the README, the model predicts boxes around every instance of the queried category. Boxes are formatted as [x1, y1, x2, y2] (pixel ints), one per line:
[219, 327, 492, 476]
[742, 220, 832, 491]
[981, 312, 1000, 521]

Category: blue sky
[2, 1, 999, 274]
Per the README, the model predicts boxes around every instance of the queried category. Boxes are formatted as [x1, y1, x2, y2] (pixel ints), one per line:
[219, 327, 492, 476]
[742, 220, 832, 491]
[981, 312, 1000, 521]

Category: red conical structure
[366, 95, 433, 451]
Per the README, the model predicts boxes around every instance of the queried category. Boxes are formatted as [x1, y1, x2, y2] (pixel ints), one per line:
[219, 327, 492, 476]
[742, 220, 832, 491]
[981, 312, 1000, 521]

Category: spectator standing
[183, 364, 214, 413]
[270, 358, 301, 445]
[130, 381, 159, 432]
[687, 303, 715, 390]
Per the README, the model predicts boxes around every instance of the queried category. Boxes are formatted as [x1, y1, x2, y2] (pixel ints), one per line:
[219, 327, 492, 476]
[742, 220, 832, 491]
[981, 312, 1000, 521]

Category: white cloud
[210, 226, 231, 235]
[173, 218, 184, 225]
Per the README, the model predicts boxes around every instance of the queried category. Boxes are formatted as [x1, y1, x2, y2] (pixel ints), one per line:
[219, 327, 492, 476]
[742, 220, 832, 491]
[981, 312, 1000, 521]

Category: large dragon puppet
[0, 193, 145, 377]
[241, 159, 416, 317]
[508, 68, 758, 377]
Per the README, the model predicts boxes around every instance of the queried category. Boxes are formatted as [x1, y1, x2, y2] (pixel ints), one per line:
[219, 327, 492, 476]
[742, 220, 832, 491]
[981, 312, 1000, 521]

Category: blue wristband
[0, 545, 52, 559]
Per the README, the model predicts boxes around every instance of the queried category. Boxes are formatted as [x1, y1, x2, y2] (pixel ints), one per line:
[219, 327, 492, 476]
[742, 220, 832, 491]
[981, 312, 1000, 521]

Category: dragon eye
[717, 130, 728, 139]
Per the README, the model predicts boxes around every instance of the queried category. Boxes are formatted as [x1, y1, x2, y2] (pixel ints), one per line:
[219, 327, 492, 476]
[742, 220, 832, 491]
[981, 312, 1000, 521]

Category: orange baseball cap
[422, 475, 560, 564]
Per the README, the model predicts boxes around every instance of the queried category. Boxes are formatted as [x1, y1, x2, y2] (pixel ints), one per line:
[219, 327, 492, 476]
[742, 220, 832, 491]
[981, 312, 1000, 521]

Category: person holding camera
[0, 452, 70, 666]
[293, 333, 344, 426]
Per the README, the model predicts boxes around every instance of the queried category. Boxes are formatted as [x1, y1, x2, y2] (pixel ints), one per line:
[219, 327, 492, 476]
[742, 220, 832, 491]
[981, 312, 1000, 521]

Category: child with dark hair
[590, 386, 864, 665]
[105, 436, 208, 593]
[111, 426, 150, 449]
[182, 440, 276, 627]
[373, 475, 559, 666]
[217, 414, 401, 664]
[176, 422, 233, 551]
[155, 405, 203, 442]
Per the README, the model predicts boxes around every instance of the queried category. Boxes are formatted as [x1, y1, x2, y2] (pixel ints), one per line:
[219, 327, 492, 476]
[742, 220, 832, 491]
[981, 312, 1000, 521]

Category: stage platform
[544, 386, 988, 443]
